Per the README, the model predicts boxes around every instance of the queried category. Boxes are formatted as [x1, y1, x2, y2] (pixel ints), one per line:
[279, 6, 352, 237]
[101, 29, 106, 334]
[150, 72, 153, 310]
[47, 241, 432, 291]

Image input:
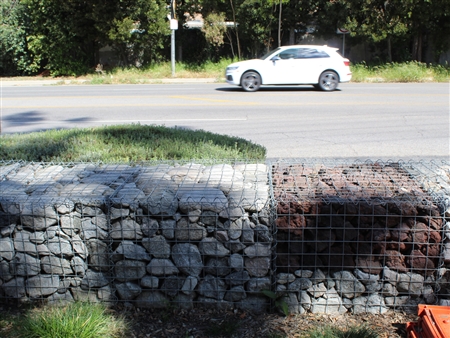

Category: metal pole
[342, 34, 345, 57]
[171, 29, 175, 77]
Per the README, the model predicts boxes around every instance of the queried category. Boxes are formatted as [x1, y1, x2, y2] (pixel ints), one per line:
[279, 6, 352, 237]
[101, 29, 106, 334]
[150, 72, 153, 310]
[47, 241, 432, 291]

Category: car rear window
[297, 48, 330, 58]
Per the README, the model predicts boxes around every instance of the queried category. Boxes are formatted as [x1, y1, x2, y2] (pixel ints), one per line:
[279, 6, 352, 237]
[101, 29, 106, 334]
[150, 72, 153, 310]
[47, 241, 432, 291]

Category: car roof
[278, 45, 338, 50]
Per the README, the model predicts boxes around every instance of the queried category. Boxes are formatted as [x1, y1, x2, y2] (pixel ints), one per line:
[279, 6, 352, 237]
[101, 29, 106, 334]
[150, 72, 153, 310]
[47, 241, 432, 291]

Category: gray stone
[172, 243, 203, 277]
[277, 273, 296, 285]
[241, 219, 255, 244]
[10, 253, 40, 276]
[174, 218, 207, 241]
[199, 238, 230, 257]
[0, 238, 14, 261]
[307, 283, 327, 298]
[141, 217, 159, 237]
[142, 236, 171, 259]
[29, 231, 45, 244]
[294, 270, 314, 279]
[288, 278, 313, 291]
[245, 257, 270, 277]
[79, 219, 108, 240]
[224, 285, 247, 302]
[111, 219, 143, 239]
[0, 260, 13, 282]
[116, 282, 142, 300]
[59, 214, 82, 236]
[41, 255, 73, 275]
[244, 243, 271, 258]
[47, 291, 74, 306]
[71, 256, 87, 276]
[229, 254, 244, 271]
[284, 292, 304, 314]
[226, 270, 251, 286]
[397, 272, 424, 295]
[47, 237, 74, 257]
[135, 291, 169, 309]
[198, 297, 234, 311]
[141, 276, 159, 289]
[160, 220, 176, 239]
[353, 294, 388, 314]
[311, 297, 347, 314]
[227, 189, 268, 212]
[254, 224, 272, 242]
[26, 275, 60, 298]
[204, 257, 231, 276]
[86, 239, 109, 271]
[247, 277, 271, 292]
[219, 206, 246, 220]
[161, 276, 184, 297]
[71, 287, 99, 302]
[299, 291, 312, 310]
[115, 260, 147, 282]
[13, 231, 38, 256]
[91, 215, 108, 230]
[2, 277, 26, 298]
[178, 189, 228, 213]
[224, 240, 246, 253]
[173, 293, 196, 310]
[141, 188, 178, 216]
[114, 240, 151, 262]
[333, 271, 365, 299]
[381, 283, 399, 297]
[146, 258, 179, 276]
[110, 207, 130, 220]
[81, 270, 109, 289]
[225, 218, 243, 240]
[181, 276, 198, 295]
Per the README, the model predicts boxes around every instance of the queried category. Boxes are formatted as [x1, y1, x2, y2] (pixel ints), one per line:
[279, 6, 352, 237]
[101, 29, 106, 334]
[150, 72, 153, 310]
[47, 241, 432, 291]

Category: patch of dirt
[121, 305, 418, 338]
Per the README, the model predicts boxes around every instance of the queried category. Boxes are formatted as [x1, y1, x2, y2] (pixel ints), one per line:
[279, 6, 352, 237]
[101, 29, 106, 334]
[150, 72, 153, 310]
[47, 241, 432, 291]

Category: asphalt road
[1, 82, 449, 160]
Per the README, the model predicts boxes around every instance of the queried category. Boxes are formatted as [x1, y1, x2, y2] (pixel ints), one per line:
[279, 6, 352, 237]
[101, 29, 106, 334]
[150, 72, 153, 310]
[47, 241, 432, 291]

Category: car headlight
[226, 66, 239, 72]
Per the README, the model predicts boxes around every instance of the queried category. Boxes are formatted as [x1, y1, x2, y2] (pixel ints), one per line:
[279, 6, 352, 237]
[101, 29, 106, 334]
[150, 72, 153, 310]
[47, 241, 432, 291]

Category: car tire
[241, 71, 261, 92]
[318, 71, 339, 91]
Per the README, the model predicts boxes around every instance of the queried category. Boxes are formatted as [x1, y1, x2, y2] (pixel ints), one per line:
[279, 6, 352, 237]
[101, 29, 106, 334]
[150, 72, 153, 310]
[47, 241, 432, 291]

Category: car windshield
[260, 47, 282, 60]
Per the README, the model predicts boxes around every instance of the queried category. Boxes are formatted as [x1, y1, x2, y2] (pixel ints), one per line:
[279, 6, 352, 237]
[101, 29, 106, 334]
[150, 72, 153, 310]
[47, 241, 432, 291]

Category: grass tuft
[305, 324, 379, 338]
[0, 124, 266, 162]
[11, 302, 128, 338]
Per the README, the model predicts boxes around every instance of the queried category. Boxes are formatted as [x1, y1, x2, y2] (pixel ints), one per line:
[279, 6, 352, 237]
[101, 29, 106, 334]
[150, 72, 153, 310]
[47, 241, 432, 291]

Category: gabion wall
[0, 160, 449, 315]
[273, 160, 450, 315]
[0, 161, 274, 312]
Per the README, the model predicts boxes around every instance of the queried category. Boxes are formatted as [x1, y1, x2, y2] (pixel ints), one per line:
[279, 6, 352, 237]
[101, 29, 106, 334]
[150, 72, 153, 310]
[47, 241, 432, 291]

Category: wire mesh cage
[272, 159, 450, 315]
[0, 160, 275, 312]
[1, 159, 449, 315]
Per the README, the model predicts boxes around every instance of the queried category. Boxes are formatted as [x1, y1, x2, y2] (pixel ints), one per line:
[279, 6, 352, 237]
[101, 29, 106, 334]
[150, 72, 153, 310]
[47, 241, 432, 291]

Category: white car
[225, 45, 352, 92]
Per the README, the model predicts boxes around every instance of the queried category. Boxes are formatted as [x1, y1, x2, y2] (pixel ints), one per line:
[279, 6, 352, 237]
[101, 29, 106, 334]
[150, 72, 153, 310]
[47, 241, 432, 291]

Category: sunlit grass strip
[0, 124, 266, 162]
[12, 302, 128, 338]
[351, 61, 450, 82]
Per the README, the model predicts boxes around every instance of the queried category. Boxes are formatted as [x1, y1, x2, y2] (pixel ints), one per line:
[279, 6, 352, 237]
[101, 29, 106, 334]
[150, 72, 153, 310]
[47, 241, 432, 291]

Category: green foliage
[0, 124, 266, 162]
[261, 290, 289, 317]
[305, 325, 379, 338]
[11, 302, 128, 338]
[202, 12, 228, 47]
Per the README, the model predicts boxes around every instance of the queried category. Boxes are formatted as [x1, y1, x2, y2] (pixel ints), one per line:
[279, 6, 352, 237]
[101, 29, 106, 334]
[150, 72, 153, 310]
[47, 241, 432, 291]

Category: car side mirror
[271, 56, 280, 63]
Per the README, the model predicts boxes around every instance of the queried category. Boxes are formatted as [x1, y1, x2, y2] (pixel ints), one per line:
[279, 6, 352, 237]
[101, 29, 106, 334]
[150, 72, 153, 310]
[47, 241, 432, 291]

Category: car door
[262, 48, 300, 84]
[292, 48, 331, 83]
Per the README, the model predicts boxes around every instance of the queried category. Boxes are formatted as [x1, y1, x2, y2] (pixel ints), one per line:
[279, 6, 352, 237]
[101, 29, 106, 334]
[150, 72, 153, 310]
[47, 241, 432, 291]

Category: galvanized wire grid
[0, 160, 274, 312]
[0, 159, 449, 315]
[272, 159, 449, 315]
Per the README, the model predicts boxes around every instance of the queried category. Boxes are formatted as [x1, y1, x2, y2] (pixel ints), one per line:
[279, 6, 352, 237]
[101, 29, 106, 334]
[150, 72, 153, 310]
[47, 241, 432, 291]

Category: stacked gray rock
[276, 266, 438, 315]
[0, 162, 271, 311]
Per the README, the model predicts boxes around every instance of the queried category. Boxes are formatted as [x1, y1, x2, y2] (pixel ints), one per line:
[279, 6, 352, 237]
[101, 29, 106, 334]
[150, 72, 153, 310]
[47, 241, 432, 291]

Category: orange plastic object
[407, 321, 423, 338]
[418, 305, 450, 338]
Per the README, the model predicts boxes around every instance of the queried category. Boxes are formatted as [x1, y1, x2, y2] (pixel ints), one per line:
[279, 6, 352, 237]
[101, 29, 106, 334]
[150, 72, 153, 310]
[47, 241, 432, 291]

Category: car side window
[297, 48, 330, 59]
[278, 48, 299, 60]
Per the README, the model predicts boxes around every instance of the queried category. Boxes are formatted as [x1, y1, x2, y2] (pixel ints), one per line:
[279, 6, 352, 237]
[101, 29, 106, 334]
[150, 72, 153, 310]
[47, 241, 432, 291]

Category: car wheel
[241, 71, 261, 92]
[318, 71, 339, 91]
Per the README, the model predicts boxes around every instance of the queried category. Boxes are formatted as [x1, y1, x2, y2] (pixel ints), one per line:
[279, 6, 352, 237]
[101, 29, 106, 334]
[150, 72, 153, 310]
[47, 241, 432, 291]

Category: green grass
[304, 325, 379, 338]
[351, 61, 450, 82]
[7, 302, 128, 338]
[0, 124, 266, 162]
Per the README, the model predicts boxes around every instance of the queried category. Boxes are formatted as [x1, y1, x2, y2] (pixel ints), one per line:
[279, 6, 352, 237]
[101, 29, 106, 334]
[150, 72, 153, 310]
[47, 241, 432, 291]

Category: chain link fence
[0, 159, 449, 315]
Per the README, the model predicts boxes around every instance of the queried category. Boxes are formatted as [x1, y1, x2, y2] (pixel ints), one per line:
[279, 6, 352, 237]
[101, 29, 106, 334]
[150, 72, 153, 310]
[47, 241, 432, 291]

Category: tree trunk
[387, 37, 392, 62]
[412, 33, 422, 61]
[278, 0, 282, 47]
[229, 0, 241, 59]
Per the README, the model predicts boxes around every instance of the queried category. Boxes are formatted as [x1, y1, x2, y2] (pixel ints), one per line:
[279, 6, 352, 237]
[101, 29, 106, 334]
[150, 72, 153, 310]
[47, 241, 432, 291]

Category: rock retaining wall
[1, 160, 450, 315]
